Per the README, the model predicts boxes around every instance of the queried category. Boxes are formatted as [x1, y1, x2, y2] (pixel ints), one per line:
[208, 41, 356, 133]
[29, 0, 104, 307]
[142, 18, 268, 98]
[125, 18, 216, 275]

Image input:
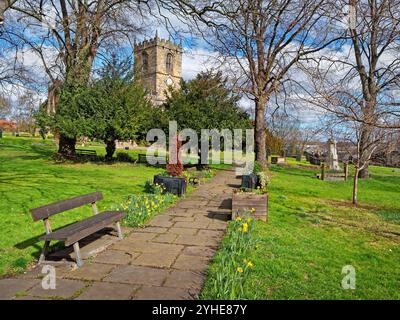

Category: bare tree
[164, 0, 341, 167]
[294, 0, 400, 204]
[13, 91, 39, 135]
[301, 0, 400, 177]
[5, 0, 150, 155]
[0, 1, 31, 92]
[0, 94, 11, 119]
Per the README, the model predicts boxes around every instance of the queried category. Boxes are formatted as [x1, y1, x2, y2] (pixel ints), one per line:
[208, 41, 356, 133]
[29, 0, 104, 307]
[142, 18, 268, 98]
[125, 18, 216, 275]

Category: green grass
[0, 135, 166, 276]
[202, 162, 400, 300]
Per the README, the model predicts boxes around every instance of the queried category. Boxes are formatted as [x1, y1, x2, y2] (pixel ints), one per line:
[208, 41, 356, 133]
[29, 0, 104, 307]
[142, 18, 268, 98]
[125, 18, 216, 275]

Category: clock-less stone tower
[134, 33, 183, 105]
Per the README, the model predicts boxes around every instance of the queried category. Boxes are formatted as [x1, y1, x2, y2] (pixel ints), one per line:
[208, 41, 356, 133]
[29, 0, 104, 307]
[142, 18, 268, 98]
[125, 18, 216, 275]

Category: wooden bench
[30, 192, 126, 267]
[76, 149, 97, 158]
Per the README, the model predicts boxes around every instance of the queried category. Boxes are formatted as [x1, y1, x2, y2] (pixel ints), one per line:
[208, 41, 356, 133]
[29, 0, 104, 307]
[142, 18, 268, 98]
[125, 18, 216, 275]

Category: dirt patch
[326, 199, 380, 211]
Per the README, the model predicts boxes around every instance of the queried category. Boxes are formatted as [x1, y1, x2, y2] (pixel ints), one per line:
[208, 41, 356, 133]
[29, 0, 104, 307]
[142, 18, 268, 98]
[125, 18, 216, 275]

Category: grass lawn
[0, 135, 166, 276]
[202, 159, 400, 299]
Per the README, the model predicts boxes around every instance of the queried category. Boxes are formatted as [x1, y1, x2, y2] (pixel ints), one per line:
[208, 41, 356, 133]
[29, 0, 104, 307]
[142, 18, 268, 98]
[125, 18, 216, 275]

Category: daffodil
[250, 208, 255, 214]
[247, 261, 254, 268]
[235, 216, 242, 222]
[237, 267, 243, 273]
[242, 223, 249, 233]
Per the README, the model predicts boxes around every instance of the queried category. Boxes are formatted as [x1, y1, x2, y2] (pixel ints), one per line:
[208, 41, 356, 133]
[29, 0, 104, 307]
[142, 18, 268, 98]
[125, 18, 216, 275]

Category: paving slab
[208, 220, 228, 230]
[131, 252, 179, 268]
[128, 241, 184, 255]
[148, 215, 174, 228]
[27, 279, 86, 299]
[173, 221, 211, 229]
[67, 263, 115, 281]
[197, 229, 225, 238]
[125, 232, 159, 242]
[104, 265, 169, 286]
[169, 227, 198, 235]
[164, 270, 204, 290]
[19, 264, 74, 280]
[172, 216, 196, 222]
[153, 233, 179, 243]
[165, 209, 194, 217]
[175, 200, 209, 209]
[93, 249, 134, 265]
[182, 246, 216, 258]
[175, 234, 220, 247]
[136, 226, 168, 233]
[172, 255, 210, 272]
[75, 282, 138, 300]
[0, 278, 39, 300]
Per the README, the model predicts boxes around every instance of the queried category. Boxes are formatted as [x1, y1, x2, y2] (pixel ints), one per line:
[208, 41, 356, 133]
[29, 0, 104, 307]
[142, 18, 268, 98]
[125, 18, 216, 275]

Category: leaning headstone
[327, 139, 340, 171]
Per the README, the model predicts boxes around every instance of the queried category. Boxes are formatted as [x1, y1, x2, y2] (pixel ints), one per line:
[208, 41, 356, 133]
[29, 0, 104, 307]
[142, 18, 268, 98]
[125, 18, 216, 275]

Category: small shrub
[166, 136, 183, 176]
[116, 152, 133, 163]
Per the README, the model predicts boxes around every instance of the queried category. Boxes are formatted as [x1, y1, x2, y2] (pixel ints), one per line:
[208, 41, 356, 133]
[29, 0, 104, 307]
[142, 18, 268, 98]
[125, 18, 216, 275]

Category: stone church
[134, 33, 183, 105]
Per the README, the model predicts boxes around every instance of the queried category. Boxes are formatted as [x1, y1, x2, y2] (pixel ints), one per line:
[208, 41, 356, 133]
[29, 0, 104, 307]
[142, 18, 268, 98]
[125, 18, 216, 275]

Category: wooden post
[91, 202, 98, 215]
[321, 163, 325, 180]
[43, 218, 52, 234]
[73, 242, 84, 267]
[116, 222, 123, 240]
[39, 219, 52, 264]
[344, 162, 349, 181]
[39, 241, 50, 264]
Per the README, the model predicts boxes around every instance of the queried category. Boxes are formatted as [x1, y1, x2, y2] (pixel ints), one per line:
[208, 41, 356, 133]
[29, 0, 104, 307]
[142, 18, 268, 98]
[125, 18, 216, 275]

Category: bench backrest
[30, 192, 103, 221]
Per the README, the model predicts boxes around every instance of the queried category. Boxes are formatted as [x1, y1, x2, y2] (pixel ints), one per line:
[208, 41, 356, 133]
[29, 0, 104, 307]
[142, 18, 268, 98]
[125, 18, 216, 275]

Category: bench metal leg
[73, 242, 84, 267]
[39, 241, 50, 264]
[116, 222, 123, 240]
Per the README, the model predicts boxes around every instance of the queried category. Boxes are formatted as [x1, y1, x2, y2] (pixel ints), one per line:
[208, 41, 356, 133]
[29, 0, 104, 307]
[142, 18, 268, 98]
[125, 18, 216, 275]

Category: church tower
[134, 32, 183, 105]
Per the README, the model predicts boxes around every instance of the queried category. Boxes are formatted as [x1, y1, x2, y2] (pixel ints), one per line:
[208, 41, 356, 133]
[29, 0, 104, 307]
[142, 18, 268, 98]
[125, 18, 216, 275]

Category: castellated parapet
[134, 34, 183, 105]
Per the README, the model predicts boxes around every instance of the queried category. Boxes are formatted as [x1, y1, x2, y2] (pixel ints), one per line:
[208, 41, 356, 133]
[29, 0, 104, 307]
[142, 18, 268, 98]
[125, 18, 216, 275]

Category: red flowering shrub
[166, 135, 183, 177]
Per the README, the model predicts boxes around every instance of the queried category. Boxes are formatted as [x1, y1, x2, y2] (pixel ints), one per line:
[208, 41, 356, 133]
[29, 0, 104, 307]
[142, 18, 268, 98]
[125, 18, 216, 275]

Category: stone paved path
[0, 169, 240, 300]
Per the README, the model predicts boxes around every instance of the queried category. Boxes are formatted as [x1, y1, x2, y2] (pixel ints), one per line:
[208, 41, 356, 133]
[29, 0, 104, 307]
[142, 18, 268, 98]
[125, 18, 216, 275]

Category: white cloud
[182, 47, 217, 80]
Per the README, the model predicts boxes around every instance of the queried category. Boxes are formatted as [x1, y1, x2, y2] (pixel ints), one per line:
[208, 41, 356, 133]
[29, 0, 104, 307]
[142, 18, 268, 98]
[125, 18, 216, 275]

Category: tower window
[142, 52, 149, 73]
[166, 53, 173, 73]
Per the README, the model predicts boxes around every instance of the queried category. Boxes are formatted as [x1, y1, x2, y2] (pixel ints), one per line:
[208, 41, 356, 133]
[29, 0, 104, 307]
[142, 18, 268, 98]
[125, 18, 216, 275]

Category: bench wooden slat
[39, 211, 126, 246]
[30, 192, 103, 221]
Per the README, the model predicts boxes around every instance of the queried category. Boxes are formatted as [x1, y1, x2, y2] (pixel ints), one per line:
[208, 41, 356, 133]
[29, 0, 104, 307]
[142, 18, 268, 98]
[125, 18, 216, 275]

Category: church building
[134, 32, 183, 105]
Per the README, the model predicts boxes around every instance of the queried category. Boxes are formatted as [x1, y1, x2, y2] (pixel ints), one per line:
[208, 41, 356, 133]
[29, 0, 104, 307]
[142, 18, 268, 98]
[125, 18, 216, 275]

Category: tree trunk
[255, 97, 267, 168]
[105, 140, 116, 161]
[353, 167, 359, 206]
[58, 134, 76, 156]
[358, 162, 369, 179]
[196, 141, 209, 170]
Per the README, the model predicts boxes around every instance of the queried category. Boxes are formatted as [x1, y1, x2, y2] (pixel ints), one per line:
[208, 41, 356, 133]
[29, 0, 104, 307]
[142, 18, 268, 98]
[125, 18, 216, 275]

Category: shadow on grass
[374, 208, 400, 225]
[14, 227, 118, 263]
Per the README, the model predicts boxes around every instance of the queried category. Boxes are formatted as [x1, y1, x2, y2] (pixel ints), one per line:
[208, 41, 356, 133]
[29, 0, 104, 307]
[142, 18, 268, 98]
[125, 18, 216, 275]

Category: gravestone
[327, 139, 340, 171]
